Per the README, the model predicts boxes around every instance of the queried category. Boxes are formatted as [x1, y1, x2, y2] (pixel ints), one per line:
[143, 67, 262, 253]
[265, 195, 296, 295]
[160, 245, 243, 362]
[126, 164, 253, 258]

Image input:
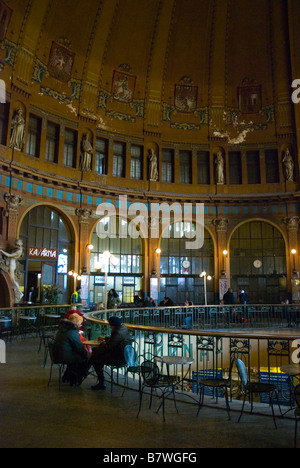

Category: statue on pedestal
[149, 149, 158, 181]
[282, 148, 294, 182]
[9, 109, 25, 151]
[0, 239, 24, 303]
[215, 151, 225, 185]
[80, 133, 93, 172]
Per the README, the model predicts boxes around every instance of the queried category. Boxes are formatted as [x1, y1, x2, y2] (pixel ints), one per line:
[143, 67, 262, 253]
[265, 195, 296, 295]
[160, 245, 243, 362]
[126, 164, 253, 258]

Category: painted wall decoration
[48, 41, 75, 83]
[174, 84, 198, 113]
[112, 70, 136, 103]
[238, 83, 262, 114]
[0, 0, 13, 42]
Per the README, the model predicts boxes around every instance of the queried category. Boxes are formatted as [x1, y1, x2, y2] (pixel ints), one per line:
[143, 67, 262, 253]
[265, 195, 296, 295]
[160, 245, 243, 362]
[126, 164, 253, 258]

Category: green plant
[42, 284, 62, 304]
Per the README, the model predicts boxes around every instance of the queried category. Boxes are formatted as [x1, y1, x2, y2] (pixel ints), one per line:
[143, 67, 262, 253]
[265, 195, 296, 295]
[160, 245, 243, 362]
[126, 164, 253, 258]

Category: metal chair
[47, 341, 66, 390]
[197, 357, 235, 420]
[236, 358, 280, 428]
[294, 384, 300, 448]
[105, 342, 134, 393]
[137, 359, 178, 422]
[121, 345, 141, 397]
[38, 327, 56, 367]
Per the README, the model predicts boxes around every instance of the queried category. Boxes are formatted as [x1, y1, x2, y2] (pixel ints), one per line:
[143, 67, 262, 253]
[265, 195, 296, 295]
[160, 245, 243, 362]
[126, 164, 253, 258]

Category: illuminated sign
[28, 247, 58, 260]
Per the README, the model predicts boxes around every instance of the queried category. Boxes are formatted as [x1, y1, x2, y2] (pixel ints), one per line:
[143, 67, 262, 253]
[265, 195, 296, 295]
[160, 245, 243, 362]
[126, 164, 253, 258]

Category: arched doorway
[229, 220, 287, 303]
[160, 222, 215, 305]
[18, 205, 75, 303]
[0, 272, 14, 307]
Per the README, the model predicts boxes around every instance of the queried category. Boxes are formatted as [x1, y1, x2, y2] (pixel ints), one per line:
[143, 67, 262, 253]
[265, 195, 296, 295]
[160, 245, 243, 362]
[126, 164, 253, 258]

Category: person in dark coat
[25, 286, 37, 304]
[238, 289, 248, 304]
[88, 316, 132, 391]
[53, 319, 88, 386]
[159, 297, 174, 307]
[223, 288, 234, 305]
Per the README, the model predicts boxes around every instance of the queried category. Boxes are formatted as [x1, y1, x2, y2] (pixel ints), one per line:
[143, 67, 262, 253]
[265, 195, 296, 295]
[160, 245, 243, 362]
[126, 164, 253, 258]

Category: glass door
[42, 262, 55, 288]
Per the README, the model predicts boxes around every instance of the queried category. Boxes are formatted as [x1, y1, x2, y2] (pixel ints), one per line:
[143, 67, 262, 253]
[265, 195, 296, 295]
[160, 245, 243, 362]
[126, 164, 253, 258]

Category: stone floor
[0, 337, 297, 449]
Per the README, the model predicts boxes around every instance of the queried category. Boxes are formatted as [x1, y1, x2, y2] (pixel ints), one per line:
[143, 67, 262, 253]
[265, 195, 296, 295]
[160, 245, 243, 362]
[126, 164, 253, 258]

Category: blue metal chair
[236, 358, 280, 428]
[122, 345, 141, 396]
[294, 384, 300, 448]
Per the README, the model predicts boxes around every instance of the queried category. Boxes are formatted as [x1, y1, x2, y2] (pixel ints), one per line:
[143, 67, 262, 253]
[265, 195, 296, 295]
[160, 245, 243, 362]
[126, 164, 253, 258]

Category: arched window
[90, 217, 144, 305]
[19, 206, 73, 303]
[230, 221, 287, 303]
[160, 222, 214, 305]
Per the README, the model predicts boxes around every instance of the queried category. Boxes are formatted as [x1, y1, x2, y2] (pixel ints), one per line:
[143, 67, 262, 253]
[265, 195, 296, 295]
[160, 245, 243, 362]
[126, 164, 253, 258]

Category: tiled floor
[0, 337, 297, 449]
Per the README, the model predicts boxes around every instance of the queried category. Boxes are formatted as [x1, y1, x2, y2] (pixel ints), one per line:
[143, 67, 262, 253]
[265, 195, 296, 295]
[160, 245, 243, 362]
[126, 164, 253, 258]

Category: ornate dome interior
[0, 0, 300, 307]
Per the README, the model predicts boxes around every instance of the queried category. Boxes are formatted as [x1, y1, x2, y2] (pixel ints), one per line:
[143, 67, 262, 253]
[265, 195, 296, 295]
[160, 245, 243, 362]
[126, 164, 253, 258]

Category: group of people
[50, 285, 251, 388]
[222, 288, 249, 305]
[52, 305, 131, 389]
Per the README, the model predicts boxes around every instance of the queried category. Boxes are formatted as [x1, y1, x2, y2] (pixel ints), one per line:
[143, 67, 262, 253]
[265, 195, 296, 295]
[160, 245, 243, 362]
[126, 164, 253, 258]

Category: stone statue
[80, 133, 93, 172]
[282, 148, 294, 182]
[9, 108, 25, 151]
[215, 151, 225, 184]
[4, 193, 23, 216]
[0, 239, 24, 303]
[149, 149, 158, 181]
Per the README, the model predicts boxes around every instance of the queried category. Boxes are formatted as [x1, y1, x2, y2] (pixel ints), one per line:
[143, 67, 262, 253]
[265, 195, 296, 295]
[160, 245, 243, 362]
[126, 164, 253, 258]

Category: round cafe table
[155, 355, 195, 388]
[0, 318, 12, 341]
[82, 340, 100, 347]
[156, 356, 195, 366]
[281, 364, 300, 380]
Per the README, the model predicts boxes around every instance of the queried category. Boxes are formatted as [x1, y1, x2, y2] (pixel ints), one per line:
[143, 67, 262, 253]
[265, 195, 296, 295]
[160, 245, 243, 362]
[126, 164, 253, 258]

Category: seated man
[88, 316, 131, 391]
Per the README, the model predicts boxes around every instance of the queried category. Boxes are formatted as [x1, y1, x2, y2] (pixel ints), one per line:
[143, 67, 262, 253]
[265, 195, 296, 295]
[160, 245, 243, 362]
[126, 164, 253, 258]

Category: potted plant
[42, 285, 62, 304]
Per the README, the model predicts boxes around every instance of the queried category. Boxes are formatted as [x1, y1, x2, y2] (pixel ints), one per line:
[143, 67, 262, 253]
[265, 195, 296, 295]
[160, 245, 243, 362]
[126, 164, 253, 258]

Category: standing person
[88, 316, 132, 391]
[107, 289, 121, 310]
[71, 286, 81, 304]
[53, 317, 88, 386]
[25, 286, 37, 304]
[223, 288, 234, 305]
[238, 289, 248, 304]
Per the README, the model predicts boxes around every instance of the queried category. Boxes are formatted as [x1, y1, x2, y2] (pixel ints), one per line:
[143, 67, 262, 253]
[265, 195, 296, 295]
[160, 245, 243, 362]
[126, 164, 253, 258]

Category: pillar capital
[75, 208, 92, 224]
[212, 218, 228, 233]
[283, 216, 299, 232]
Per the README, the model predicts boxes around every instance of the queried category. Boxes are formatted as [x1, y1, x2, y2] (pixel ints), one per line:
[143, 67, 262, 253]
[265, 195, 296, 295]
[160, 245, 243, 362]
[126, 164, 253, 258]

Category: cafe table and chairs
[19, 315, 37, 338]
[0, 317, 12, 342]
[155, 355, 195, 398]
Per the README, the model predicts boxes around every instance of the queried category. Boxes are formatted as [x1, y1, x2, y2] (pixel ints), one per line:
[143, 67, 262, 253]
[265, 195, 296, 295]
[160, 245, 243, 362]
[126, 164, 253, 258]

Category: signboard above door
[28, 247, 58, 260]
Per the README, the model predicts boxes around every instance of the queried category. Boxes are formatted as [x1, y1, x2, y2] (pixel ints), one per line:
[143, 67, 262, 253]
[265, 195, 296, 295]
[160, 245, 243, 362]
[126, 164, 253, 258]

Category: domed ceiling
[0, 0, 297, 145]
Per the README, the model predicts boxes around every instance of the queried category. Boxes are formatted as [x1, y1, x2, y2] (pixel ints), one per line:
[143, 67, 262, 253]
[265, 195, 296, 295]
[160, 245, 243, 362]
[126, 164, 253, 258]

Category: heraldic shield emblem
[112, 70, 136, 103]
[48, 41, 75, 83]
[175, 84, 198, 113]
[0, 0, 12, 42]
[238, 76, 262, 114]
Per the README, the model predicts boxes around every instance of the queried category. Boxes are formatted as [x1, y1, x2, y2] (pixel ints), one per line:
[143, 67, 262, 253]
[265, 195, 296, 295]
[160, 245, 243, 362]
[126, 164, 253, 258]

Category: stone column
[212, 218, 229, 277]
[283, 216, 299, 277]
[75, 208, 93, 274]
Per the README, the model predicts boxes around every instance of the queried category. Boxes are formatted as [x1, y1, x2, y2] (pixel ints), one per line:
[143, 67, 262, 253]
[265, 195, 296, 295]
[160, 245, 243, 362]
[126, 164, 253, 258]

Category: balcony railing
[87, 304, 300, 330]
[85, 307, 300, 415]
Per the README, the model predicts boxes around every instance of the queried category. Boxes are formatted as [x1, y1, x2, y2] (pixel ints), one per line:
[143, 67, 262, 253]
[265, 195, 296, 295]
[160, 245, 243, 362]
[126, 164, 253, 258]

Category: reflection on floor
[0, 337, 297, 449]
